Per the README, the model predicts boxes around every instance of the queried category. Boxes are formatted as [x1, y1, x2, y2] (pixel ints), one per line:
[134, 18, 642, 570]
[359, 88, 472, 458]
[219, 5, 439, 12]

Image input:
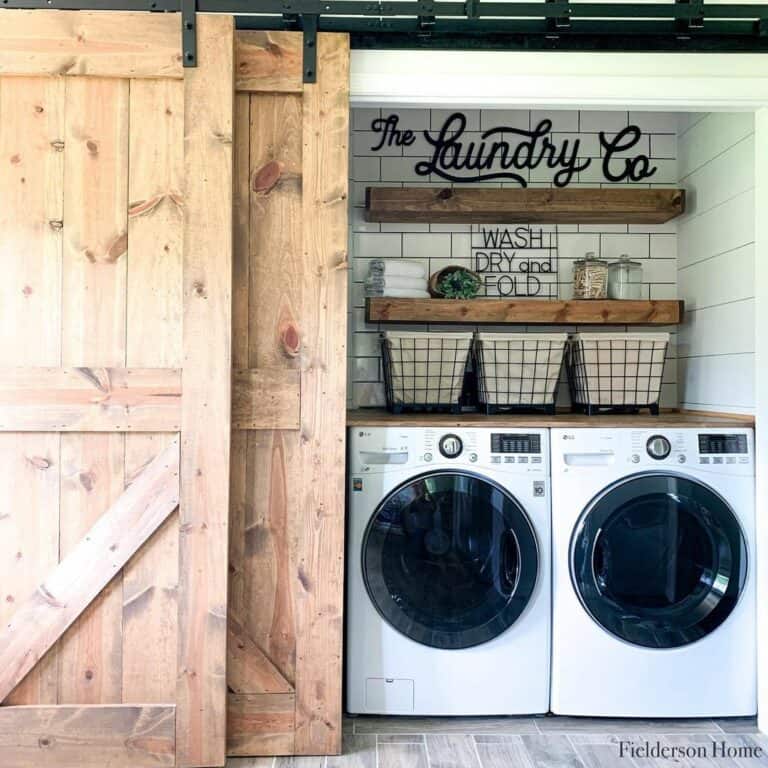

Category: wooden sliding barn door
[227, 31, 349, 757]
[0, 11, 234, 768]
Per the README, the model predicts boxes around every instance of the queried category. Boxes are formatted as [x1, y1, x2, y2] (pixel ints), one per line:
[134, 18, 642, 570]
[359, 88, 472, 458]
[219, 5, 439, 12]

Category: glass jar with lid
[573, 253, 608, 299]
[607, 255, 643, 300]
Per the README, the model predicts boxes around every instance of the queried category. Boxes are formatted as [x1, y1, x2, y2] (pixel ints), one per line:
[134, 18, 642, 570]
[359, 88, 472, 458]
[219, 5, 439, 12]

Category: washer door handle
[502, 530, 519, 593]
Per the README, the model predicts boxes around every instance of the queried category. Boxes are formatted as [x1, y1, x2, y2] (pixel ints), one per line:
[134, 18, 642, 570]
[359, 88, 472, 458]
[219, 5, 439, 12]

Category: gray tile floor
[227, 717, 768, 768]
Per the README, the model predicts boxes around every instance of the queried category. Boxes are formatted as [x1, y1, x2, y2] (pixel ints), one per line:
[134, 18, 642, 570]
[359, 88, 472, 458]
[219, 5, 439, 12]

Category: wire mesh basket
[567, 332, 669, 415]
[474, 333, 568, 415]
[381, 331, 473, 414]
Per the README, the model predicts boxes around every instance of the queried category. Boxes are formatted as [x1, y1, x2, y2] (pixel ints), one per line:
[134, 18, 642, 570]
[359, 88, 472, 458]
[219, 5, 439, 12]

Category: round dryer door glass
[571, 473, 747, 649]
[362, 471, 539, 650]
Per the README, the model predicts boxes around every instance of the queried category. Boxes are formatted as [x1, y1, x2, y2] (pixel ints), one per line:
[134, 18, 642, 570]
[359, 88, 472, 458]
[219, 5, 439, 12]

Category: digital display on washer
[698, 434, 748, 455]
[491, 434, 541, 454]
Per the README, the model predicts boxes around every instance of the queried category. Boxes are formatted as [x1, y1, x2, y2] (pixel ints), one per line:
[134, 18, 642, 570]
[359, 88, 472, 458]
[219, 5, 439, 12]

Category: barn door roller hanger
[3, 1, 768, 72]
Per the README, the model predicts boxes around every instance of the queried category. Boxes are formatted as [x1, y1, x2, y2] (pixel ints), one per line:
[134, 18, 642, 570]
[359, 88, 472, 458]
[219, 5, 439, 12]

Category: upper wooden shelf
[366, 298, 684, 325]
[365, 187, 686, 224]
[347, 409, 754, 429]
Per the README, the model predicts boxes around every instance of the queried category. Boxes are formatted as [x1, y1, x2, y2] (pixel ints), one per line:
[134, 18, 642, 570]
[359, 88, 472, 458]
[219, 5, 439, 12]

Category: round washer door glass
[571, 473, 747, 649]
[363, 471, 539, 650]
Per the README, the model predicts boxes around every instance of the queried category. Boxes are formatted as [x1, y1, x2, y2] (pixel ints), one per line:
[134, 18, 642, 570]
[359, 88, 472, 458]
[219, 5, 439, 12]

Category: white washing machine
[346, 426, 551, 716]
[551, 427, 755, 717]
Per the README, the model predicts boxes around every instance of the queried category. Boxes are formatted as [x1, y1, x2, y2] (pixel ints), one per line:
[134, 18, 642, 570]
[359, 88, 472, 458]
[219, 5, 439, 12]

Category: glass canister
[608, 255, 643, 300]
[573, 253, 608, 299]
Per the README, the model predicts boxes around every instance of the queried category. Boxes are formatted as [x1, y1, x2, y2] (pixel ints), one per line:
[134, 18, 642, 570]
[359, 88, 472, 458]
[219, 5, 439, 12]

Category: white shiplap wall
[349, 108, 680, 410]
[677, 112, 756, 415]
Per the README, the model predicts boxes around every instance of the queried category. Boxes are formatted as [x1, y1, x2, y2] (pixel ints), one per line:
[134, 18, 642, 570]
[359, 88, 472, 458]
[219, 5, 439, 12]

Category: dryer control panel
[552, 427, 753, 476]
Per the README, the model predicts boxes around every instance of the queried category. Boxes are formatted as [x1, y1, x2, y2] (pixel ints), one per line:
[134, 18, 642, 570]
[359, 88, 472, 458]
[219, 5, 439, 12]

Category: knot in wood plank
[252, 160, 285, 196]
[74, 367, 111, 393]
[36, 584, 65, 609]
[26, 455, 51, 470]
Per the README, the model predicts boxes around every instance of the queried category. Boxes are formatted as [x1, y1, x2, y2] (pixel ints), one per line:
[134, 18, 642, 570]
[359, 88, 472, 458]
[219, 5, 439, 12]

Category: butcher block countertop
[347, 409, 755, 429]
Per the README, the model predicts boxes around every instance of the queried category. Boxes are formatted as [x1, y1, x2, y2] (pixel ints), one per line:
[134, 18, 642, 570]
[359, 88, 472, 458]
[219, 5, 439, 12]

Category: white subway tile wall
[348, 108, 680, 409]
[677, 112, 756, 415]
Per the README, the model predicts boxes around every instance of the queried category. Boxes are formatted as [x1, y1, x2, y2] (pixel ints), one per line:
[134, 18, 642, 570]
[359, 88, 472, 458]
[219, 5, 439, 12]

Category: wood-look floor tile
[343, 717, 357, 735]
[227, 759, 276, 768]
[474, 734, 534, 768]
[275, 757, 326, 768]
[568, 735, 623, 746]
[425, 735, 481, 768]
[379, 742, 429, 768]
[715, 719, 760, 735]
[379, 735, 426, 744]
[573, 742, 636, 768]
[354, 716, 538, 735]
[538, 717, 719, 734]
[521, 734, 585, 768]
[327, 735, 377, 768]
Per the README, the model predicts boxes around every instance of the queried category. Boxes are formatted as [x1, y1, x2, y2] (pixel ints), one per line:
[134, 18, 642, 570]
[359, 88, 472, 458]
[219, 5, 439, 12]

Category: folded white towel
[369, 259, 426, 280]
[366, 274, 428, 291]
[365, 287, 431, 299]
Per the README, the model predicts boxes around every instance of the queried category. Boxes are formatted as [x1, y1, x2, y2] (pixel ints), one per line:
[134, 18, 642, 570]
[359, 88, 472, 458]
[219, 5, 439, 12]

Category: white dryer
[346, 426, 551, 716]
[551, 427, 755, 718]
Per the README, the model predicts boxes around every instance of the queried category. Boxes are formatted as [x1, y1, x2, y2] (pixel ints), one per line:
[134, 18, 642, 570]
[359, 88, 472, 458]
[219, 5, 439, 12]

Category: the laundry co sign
[369, 112, 657, 188]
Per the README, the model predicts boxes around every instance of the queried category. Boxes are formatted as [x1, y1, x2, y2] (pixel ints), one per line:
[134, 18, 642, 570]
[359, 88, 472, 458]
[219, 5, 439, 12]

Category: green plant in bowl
[438, 268, 481, 299]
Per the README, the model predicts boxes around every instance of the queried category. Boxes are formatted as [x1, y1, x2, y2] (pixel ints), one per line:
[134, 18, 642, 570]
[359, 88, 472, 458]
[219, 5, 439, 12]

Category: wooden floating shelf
[347, 409, 755, 429]
[366, 298, 684, 326]
[365, 186, 686, 224]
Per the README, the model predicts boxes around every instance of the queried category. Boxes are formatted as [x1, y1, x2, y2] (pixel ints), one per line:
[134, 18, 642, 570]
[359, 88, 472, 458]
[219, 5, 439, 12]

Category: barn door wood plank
[123, 76, 184, 704]
[59, 75, 129, 706]
[62, 76, 129, 367]
[0, 437, 180, 705]
[58, 433, 126, 704]
[0, 10, 182, 79]
[0, 75, 64, 705]
[294, 32, 350, 756]
[177, 14, 234, 768]
[227, 692, 296, 757]
[229, 94, 251, 674]
[236, 90, 303, 688]
[0, 367, 181, 432]
[232, 91, 251, 373]
[0, 433, 60, 705]
[232, 368, 300, 430]
[245, 91, 303, 681]
[0, 704, 175, 768]
[228, 87, 304, 756]
[235, 31, 303, 93]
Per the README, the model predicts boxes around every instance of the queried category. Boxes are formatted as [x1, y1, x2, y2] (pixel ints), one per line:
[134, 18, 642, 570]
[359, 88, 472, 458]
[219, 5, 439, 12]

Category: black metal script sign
[472, 226, 558, 298]
[370, 112, 657, 188]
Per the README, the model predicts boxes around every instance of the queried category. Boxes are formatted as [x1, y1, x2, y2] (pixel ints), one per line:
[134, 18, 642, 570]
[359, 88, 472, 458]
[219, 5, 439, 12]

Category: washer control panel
[697, 433, 750, 466]
[351, 427, 548, 474]
[490, 432, 543, 466]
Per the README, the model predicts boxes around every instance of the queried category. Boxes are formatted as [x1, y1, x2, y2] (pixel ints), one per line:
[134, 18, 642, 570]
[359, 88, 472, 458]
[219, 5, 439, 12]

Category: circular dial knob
[439, 434, 463, 459]
[646, 435, 671, 460]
